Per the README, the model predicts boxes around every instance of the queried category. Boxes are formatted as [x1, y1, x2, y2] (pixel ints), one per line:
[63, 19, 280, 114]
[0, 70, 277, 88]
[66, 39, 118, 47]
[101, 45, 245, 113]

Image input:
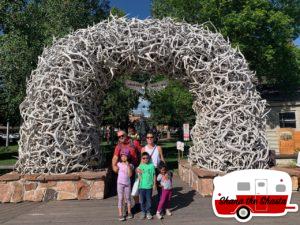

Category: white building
[262, 89, 300, 155]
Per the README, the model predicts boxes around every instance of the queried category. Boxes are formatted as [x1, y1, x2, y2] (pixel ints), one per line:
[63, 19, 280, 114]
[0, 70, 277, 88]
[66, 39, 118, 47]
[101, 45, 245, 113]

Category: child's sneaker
[119, 215, 125, 221]
[127, 213, 133, 219]
[146, 213, 153, 220]
[166, 209, 172, 216]
[156, 212, 163, 219]
[140, 213, 146, 220]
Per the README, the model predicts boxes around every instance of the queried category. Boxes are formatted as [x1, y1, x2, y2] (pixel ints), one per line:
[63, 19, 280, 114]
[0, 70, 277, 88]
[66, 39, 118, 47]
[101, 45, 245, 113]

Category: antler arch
[16, 17, 269, 174]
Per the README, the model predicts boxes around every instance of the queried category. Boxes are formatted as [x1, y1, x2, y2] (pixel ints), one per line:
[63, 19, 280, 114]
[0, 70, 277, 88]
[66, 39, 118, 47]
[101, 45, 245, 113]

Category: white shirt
[145, 145, 160, 168]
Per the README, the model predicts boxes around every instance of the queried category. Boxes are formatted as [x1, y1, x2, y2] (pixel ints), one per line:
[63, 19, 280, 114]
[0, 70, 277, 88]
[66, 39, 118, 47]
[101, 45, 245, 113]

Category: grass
[158, 140, 190, 170]
[0, 140, 189, 171]
[0, 144, 18, 153]
[0, 144, 18, 167]
[0, 158, 17, 166]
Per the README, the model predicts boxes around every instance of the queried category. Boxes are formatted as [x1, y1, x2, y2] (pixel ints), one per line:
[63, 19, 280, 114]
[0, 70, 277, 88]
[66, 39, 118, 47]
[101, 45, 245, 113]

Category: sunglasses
[142, 157, 149, 160]
[146, 136, 154, 139]
[118, 135, 125, 138]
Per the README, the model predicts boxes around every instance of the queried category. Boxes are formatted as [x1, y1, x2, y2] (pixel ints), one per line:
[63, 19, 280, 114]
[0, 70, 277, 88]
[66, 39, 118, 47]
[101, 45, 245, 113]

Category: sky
[109, 0, 152, 117]
[295, 37, 300, 46]
[110, 0, 152, 19]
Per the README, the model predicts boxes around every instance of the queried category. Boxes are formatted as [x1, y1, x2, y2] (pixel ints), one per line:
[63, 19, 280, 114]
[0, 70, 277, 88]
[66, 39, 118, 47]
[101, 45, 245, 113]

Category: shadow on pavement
[170, 187, 196, 212]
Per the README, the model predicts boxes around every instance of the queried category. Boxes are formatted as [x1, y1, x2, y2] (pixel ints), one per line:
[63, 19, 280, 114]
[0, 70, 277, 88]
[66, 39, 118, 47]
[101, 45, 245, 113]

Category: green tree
[0, 32, 35, 125]
[148, 79, 195, 127]
[101, 77, 139, 129]
[152, 0, 300, 91]
[0, 0, 110, 125]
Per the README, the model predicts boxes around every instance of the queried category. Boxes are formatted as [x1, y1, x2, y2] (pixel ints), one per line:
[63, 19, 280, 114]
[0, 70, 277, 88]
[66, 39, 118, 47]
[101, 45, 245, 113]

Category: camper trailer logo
[212, 169, 298, 222]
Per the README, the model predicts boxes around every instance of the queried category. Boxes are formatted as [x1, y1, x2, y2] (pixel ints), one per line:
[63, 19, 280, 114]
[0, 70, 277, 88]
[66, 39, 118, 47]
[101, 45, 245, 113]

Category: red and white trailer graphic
[212, 169, 298, 222]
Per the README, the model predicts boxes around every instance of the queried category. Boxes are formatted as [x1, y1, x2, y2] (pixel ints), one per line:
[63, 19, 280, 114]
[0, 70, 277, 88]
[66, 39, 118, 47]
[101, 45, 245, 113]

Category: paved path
[0, 176, 299, 225]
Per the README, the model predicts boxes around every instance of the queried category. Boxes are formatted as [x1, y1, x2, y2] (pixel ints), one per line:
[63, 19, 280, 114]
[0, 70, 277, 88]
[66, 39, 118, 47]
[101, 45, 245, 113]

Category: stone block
[24, 188, 46, 202]
[291, 176, 298, 191]
[199, 178, 213, 196]
[38, 181, 57, 188]
[11, 182, 24, 203]
[76, 171, 106, 180]
[37, 174, 80, 182]
[43, 189, 58, 201]
[179, 159, 191, 168]
[24, 190, 35, 201]
[55, 181, 76, 193]
[23, 174, 40, 181]
[0, 172, 20, 182]
[191, 178, 199, 191]
[77, 180, 90, 200]
[24, 182, 37, 191]
[89, 181, 104, 199]
[192, 167, 223, 178]
[0, 183, 12, 203]
[33, 189, 46, 201]
[182, 170, 189, 183]
[57, 192, 77, 200]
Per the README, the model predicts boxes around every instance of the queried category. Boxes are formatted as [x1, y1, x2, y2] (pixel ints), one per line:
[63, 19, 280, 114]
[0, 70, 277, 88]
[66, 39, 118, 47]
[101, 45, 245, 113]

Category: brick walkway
[0, 175, 299, 225]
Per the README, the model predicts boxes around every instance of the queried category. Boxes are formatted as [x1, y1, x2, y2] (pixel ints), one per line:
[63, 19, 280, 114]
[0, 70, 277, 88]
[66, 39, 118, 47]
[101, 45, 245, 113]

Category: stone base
[178, 160, 300, 196]
[0, 170, 108, 203]
[178, 160, 224, 196]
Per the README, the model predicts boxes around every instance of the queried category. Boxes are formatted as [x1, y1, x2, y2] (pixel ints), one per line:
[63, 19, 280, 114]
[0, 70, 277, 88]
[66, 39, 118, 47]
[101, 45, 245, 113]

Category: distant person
[128, 125, 142, 162]
[105, 126, 111, 144]
[136, 152, 156, 220]
[112, 150, 134, 221]
[156, 163, 173, 219]
[128, 125, 140, 142]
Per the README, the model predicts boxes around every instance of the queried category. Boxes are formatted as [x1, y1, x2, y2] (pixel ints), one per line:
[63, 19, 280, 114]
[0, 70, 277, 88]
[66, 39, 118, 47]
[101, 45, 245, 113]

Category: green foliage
[0, 32, 34, 124]
[110, 7, 126, 18]
[0, 0, 110, 125]
[101, 77, 139, 129]
[148, 79, 195, 127]
[152, 0, 300, 91]
[0, 159, 17, 166]
[0, 144, 18, 153]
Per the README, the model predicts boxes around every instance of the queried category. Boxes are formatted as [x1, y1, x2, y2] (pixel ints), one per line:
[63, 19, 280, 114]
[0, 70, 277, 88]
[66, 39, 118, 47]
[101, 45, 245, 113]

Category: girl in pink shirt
[113, 150, 134, 221]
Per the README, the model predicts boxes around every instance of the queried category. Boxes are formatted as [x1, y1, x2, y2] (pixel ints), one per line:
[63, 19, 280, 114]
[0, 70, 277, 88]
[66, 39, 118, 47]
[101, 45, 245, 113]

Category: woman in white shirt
[141, 132, 166, 198]
[141, 132, 165, 168]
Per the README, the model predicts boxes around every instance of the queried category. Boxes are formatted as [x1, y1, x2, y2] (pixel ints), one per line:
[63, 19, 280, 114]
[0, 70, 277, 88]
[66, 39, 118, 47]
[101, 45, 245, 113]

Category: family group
[112, 129, 173, 221]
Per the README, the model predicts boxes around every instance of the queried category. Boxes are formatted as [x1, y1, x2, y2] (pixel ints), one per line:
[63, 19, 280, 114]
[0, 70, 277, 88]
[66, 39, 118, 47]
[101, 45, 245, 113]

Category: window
[237, 182, 250, 191]
[279, 112, 296, 128]
[276, 184, 286, 192]
[258, 182, 265, 187]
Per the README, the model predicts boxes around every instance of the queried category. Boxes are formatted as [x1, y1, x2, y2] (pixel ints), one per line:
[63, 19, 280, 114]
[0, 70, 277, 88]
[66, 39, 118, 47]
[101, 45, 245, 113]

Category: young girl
[156, 163, 173, 219]
[113, 150, 134, 221]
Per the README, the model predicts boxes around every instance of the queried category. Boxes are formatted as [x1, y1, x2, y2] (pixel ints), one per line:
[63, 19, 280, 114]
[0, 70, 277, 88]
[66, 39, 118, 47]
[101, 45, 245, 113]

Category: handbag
[131, 177, 140, 196]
